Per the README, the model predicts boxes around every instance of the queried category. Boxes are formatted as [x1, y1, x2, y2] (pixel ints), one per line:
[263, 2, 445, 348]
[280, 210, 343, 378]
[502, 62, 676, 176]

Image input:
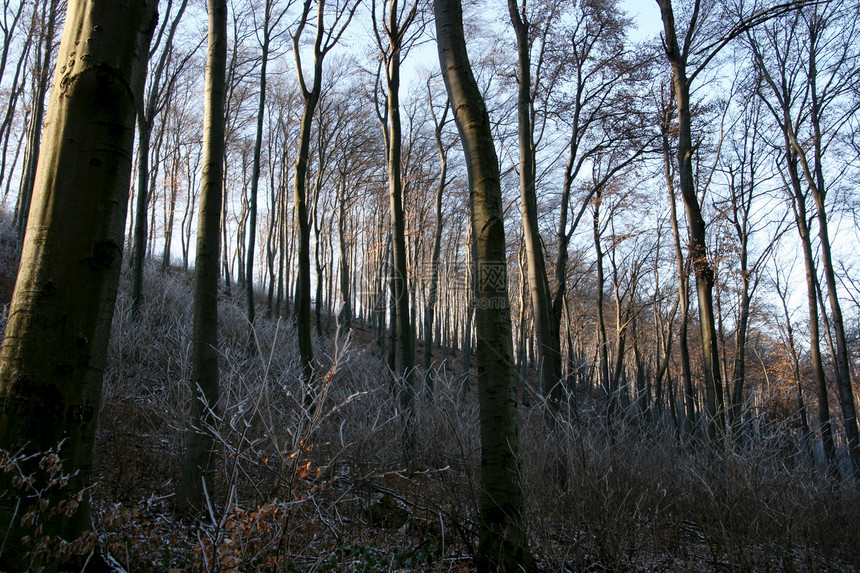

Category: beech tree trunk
[14, 0, 58, 245]
[131, 0, 190, 316]
[177, 0, 228, 511]
[376, 0, 420, 466]
[422, 95, 450, 396]
[508, 0, 561, 423]
[245, 0, 279, 348]
[434, 0, 534, 568]
[592, 194, 611, 405]
[658, 0, 726, 441]
[666, 142, 695, 436]
[291, 0, 322, 388]
[0, 1, 155, 567]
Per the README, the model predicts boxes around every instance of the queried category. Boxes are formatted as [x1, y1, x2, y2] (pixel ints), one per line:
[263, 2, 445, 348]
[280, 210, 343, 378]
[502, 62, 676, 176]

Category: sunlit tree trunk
[14, 0, 59, 245]
[0, 1, 155, 567]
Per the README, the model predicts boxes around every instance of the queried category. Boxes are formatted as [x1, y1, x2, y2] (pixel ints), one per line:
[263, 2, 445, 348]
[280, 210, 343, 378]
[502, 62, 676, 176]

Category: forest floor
[1, 227, 859, 571]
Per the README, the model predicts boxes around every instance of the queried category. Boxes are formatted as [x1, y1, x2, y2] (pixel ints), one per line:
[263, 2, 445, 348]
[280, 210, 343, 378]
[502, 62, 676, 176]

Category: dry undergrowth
[0, 219, 858, 571]
[88, 265, 859, 572]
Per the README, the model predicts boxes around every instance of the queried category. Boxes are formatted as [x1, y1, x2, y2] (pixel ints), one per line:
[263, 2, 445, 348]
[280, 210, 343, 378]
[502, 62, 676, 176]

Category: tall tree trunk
[161, 154, 179, 271]
[660, 105, 695, 433]
[422, 98, 449, 396]
[131, 0, 189, 316]
[758, 4, 860, 477]
[729, 263, 751, 439]
[177, 0, 227, 511]
[291, 0, 359, 386]
[658, 0, 726, 443]
[337, 179, 352, 330]
[592, 195, 610, 402]
[774, 268, 814, 467]
[508, 0, 561, 423]
[434, 0, 534, 568]
[373, 0, 420, 464]
[806, 86, 860, 478]
[0, 1, 155, 567]
[14, 0, 58, 245]
[291, 0, 322, 389]
[386, 26, 417, 467]
[245, 3, 273, 349]
[785, 152, 838, 478]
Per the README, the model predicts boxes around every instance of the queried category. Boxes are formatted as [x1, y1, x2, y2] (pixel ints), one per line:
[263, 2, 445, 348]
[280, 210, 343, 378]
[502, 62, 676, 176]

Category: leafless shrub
[43, 264, 860, 571]
[520, 385, 860, 572]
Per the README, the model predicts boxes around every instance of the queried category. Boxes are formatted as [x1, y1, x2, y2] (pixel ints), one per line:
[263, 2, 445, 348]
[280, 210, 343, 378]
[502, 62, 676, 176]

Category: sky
[621, 0, 664, 40]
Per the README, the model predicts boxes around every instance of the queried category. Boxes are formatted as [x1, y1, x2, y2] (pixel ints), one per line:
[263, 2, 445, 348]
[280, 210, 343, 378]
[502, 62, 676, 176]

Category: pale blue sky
[622, 0, 664, 40]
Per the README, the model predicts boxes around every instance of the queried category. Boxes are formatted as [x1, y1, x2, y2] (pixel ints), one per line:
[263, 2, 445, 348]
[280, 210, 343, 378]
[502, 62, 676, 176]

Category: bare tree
[748, 0, 860, 477]
[422, 77, 454, 396]
[0, 0, 29, 204]
[291, 0, 359, 387]
[371, 0, 424, 464]
[434, 0, 535, 568]
[245, 0, 291, 348]
[507, 0, 563, 422]
[713, 89, 784, 442]
[177, 0, 228, 511]
[0, 0, 155, 567]
[130, 0, 197, 317]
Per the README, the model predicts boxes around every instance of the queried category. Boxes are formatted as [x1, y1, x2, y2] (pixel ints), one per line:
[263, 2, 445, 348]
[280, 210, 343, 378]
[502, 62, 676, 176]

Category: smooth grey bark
[0, 0, 155, 567]
[434, 0, 535, 568]
[177, 0, 228, 511]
